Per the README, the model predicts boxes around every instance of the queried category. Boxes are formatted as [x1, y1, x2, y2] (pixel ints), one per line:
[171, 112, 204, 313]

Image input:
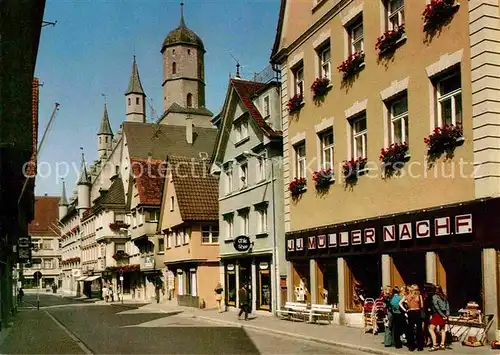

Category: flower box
[311, 77, 330, 99]
[342, 158, 367, 182]
[376, 25, 405, 55]
[424, 124, 463, 160]
[423, 0, 459, 32]
[379, 142, 410, 176]
[337, 51, 365, 79]
[313, 168, 334, 189]
[109, 221, 130, 232]
[287, 94, 303, 113]
[112, 251, 130, 260]
[289, 177, 307, 196]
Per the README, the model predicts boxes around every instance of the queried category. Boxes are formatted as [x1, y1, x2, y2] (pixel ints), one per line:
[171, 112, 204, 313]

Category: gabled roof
[122, 122, 217, 160]
[211, 78, 282, 164]
[130, 158, 165, 206]
[167, 156, 218, 222]
[98, 103, 113, 135]
[231, 79, 281, 138]
[125, 56, 145, 96]
[28, 196, 60, 236]
[101, 177, 125, 206]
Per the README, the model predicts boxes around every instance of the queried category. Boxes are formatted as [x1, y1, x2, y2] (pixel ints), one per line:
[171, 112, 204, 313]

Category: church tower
[97, 103, 113, 160]
[125, 56, 146, 123]
[76, 149, 91, 216]
[161, 2, 206, 113]
[58, 179, 68, 220]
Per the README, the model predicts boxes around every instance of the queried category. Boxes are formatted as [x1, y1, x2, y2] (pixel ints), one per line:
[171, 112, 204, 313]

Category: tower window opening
[172, 62, 177, 74]
[136, 97, 139, 105]
[128, 98, 131, 106]
[188, 49, 191, 55]
[187, 93, 193, 108]
[105, 136, 108, 143]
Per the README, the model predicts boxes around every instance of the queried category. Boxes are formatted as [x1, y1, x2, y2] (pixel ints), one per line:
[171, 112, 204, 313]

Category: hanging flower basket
[109, 221, 130, 232]
[311, 77, 330, 99]
[342, 158, 367, 184]
[423, 0, 459, 32]
[289, 177, 307, 196]
[312, 168, 334, 189]
[424, 124, 463, 161]
[337, 51, 365, 80]
[376, 25, 405, 55]
[379, 142, 410, 176]
[287, 94, 303, 113]
[112, 250, 130, 260]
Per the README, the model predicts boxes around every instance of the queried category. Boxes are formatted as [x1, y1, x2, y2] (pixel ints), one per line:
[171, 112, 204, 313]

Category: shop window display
[226, 264, 236, 306]
[346, 255, 381, 311]
[292, 262, 310, 302]
[257, 261, 271, 310]
[391, 253, 426, 288]
[318, 261, 339, 307]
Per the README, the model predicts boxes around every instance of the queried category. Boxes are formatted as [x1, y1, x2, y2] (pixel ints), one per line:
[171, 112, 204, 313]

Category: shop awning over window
[85, 276, 101, 281]
[76, 276, 87, 281]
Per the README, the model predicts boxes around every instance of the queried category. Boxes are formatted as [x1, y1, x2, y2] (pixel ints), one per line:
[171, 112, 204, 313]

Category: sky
[34, 0, 281, 198]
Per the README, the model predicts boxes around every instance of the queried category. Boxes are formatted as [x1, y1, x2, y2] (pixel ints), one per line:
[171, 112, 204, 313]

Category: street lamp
[243, 150, 280, 316]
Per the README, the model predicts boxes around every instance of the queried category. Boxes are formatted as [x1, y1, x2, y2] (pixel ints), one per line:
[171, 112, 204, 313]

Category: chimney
[186, 116, 193, 144]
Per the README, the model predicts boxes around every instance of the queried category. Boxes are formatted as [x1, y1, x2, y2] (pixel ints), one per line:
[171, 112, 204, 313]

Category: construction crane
[18, 102, 60, 205]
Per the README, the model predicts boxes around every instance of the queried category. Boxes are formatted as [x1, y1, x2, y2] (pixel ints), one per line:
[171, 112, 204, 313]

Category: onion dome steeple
[161, 2, 205, 53]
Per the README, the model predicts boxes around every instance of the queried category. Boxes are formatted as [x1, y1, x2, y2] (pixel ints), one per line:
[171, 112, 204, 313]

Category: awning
[76, 276, 87, 281]
[85, 276, 101, 282]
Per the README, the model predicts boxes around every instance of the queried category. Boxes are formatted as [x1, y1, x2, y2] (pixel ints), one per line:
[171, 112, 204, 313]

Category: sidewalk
[138, 302, 493, 355]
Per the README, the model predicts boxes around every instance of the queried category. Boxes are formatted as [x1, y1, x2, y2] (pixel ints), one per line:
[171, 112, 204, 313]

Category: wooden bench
[309, 304, 334, 324]
[276, 302, 308, 321]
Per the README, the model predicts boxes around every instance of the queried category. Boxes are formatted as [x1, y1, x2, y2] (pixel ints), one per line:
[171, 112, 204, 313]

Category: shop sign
[233, 235, 252, 252]
[72, 269, 81, 277]
[227, 264, 235, 271]
[259, 262, 269, 270]
[287, 213, 473, 254]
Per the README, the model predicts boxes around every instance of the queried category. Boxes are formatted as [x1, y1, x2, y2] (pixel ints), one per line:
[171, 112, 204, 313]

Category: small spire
[98, 103, 113, 135]
[125, 55, 145, 95]
[59, 178, 68, 206]
[180, 1, 185, 27]
[77, 147, 91, 186]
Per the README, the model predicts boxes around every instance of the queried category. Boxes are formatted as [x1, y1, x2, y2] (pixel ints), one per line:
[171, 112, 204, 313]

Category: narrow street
[0, 294, 371, 354]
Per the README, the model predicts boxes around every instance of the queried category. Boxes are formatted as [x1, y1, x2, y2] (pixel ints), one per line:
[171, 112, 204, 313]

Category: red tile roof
[28, 196, 59, 236]
[130, 158, 165, 206]
[230, 79, 282, 137]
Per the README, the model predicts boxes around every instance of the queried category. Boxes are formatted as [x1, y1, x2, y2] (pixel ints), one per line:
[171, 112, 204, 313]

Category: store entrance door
[391, 252, 426, 288]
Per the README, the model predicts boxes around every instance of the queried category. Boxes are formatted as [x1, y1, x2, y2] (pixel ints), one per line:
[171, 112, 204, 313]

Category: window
[42, 240, 52, 250]
[169, 196, 174, 211]
[175, 230, 181, 246]
[295, 143, 307, 179]
[115, 213, 124, 222]
[352, 116, 367, 159]
[388, 0, 404, 30]
[158, 237, 164, 252]
[235, 121, 249, 142]
[105, 136, 108, 143]
[187, 93, 193, 107]
[183, 228, 191, 245]
[128, 98, 131, 106]
[201, 225, 219, 244]
[239, 161, 248, 188]
[224, 214, 234, 240]
[349, 17, 364, 54]
[44, 259, 53, 269]
[294, 65, 304, 97]
[166, 232, 172, 249]
[225, 166, 233, 194]
[263, 96, 270, 117]
[136, 97, 139, 105]
[436, 71, 462, 127]
[256, 208, 268, 234]
[172, 62, 177, 74]
[239, 210, 249, 236]
[256, 155, 266, 181]
[187, 49, 191, 55]
[320, 45, 331, 80]
[146, 210, 160, 222]
[389, 95, 409, 144]
[115, 243, 125, 252]
[320, 131, 334, 170]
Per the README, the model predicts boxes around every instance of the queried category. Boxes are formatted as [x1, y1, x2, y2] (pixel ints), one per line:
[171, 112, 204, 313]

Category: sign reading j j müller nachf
[287, 214, 473, 252]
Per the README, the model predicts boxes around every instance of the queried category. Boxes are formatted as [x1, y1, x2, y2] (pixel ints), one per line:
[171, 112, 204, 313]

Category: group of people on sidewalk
[381, 283, 450, 352]
[102, 283, 119, 302]
[213, 282, 251, 321]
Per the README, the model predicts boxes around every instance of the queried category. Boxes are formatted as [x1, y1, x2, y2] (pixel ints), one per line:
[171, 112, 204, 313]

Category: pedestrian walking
[102, 284, 108, 302]
[238, 283, 250, 321]
[17, 287, 24, 304]
[214, 282, 223, 313]
[109, 284, 114, 302]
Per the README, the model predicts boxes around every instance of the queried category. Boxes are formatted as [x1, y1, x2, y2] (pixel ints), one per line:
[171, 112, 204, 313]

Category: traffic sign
[33, 271, 42, 282]
[18, 236, 31, 248]
[233, 235, 252, 252]
[119, 276, 124, 281]
[17, 248, 31, 263]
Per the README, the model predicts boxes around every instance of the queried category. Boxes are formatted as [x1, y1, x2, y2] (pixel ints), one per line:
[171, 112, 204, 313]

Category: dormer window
[263, 95, 270, 118]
